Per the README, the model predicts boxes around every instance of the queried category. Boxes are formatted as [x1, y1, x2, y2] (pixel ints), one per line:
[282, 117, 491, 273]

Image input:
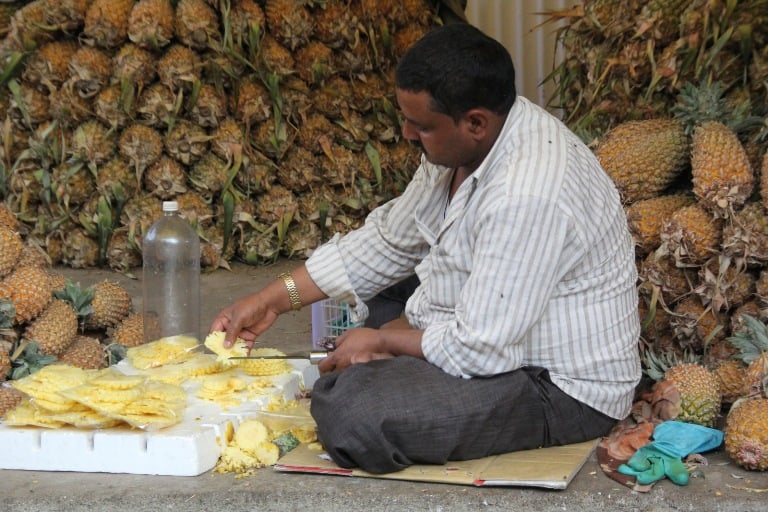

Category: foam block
[0, 361, 319, 476]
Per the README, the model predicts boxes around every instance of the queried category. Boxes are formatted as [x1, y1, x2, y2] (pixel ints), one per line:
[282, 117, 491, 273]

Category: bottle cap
[162, 201, 179, 212]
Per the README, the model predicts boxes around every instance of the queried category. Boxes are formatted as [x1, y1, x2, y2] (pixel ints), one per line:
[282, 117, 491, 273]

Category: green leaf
[272, 432, 300, 457]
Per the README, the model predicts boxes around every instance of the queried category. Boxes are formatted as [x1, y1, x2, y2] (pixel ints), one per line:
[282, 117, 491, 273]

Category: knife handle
[308, 351, 328, 364]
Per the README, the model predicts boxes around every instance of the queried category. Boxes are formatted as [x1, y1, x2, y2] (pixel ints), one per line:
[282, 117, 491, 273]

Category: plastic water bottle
[142, 201, 201, 343]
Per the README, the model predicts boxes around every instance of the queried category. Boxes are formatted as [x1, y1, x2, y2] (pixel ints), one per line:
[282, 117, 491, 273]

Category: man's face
[395, 89, 475, 169]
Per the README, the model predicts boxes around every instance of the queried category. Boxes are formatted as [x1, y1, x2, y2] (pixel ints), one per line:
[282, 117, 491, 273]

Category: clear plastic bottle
[142, 201, 201, 343]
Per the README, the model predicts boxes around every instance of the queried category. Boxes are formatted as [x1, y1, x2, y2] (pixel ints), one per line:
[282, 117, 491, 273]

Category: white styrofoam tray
[0, 360, 320, 476]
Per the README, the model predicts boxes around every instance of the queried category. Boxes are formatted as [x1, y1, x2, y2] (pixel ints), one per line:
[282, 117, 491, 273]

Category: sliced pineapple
[126, 334, 200, 369]
[204, 330, 249, 364]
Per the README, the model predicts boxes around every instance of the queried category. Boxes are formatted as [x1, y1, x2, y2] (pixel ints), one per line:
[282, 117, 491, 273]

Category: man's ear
[465, 110, 488, 136]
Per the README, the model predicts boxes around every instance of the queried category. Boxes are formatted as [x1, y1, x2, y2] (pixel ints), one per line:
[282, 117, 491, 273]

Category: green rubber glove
[618, 445, 689, 485]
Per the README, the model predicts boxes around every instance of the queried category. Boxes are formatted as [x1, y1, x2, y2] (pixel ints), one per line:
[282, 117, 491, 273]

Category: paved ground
[1, 260, 767, 512]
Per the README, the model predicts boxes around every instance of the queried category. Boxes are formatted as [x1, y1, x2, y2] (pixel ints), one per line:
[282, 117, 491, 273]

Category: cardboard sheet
[274, 439, 598, 489]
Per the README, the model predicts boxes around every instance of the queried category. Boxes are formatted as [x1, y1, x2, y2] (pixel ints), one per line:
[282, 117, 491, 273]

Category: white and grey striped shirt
[306, 97, 641, 419]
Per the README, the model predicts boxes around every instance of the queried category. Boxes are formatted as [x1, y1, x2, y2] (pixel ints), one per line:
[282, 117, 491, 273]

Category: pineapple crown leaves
[642, 349, 700, 381]
[10, 341, 56, 380]
[727, 313, 768, 364]
[672, 81, 754, 135]
[53, 279, 94, 322]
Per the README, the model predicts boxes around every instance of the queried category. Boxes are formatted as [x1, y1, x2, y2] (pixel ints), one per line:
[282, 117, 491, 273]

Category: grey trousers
[310, 356, 616, 474]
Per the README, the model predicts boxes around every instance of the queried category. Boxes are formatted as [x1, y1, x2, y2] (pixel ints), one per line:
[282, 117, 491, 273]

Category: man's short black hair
[395, 22, 517, 122]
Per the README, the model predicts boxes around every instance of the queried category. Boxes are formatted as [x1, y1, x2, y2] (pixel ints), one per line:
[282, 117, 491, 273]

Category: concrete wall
[465, 0, 570, 109]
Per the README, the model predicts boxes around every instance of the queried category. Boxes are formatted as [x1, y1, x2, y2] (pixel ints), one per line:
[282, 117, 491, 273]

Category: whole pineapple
[128, 0, 175, 51]
[659, 203, 724, 266]
[644, 351, 722, 427]
[111, 312, 145, 348]
[711, 359, 748, 405]
[594, 119, 690, 204]
[22, 298, 78, 357]
[81, 0, 135, 49]
[625, 193, 695, 257]
[691, 121, 754, 217]
[725, 397, 768, 471]
[85, 281, 132, 331]
[0, 265, 53, 324]
[58, 335, 108, 370]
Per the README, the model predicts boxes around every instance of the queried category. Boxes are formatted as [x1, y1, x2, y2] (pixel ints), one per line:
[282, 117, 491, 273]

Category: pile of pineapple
[0, 0, 456, 272]
[545, 1, 768, 471]
[0, 203, 147, 417]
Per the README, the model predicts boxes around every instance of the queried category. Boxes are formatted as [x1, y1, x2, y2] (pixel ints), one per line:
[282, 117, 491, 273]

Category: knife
[228, 351, 329, 364]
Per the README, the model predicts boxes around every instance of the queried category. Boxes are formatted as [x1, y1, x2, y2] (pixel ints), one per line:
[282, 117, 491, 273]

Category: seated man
[210, 22, 641, 474]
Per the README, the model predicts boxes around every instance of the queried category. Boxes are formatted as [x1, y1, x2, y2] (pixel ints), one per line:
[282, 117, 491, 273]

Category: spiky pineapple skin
[85, 281, 132, 331]
[664, 362, 722, 427]
[0, 203, 19, 230]
[595, 119, 690, 204]
[112, 312, 145, 348]
[128, 0, 176, 50]
[82, 0, 135, 49]
[0, 265, 53, 324]
[725, 398, 768, 471]
[626, 194, 695, 256]
[0, 386, 25, 418]
[23, 298, 78, 356]
[660, 203, 724, 266]
[712, 359, 747, 404]
[0, 226, 23, 279]
[691, 121, 754, 217]
[0, 345, 10, 381]
[58, 335, 108, 370]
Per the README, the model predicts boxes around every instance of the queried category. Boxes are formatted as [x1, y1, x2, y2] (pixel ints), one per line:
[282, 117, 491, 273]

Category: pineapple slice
[126, 334, 200, 369]
[204, 330, 249, 364]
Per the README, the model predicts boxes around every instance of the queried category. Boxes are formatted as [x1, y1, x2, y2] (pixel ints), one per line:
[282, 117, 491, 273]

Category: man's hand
[318, 327, 391, 373]
[317, 324, 426, 373]
[209, 293, 280, 349]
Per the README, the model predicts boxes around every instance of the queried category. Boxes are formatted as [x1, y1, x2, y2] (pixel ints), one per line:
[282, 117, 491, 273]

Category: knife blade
[229, 351, 329, 364]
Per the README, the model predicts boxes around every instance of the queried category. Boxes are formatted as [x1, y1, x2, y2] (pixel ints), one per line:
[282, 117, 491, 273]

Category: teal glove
[618, 421, 724, 486]
[618, 445, 690, 485]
